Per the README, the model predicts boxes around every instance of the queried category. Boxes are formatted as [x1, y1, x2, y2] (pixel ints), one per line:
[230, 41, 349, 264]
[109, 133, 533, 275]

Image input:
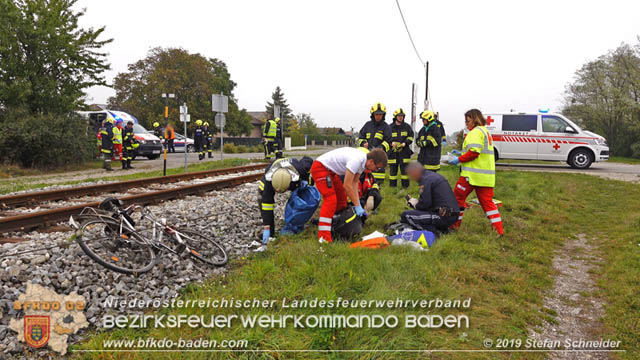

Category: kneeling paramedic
[311, 147, 387, 243]
[254, 157, 314, 252]
[448, 109, 503, 235]
[401, 162, 459, 234]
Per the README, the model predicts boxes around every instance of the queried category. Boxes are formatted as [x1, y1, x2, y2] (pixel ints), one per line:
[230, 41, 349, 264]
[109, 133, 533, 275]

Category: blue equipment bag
[388, 230, 437, 248]
[281, 184, 321, 235]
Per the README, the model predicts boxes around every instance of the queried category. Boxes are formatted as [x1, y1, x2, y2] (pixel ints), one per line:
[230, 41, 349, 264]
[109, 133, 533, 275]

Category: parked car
[173, 133, 195, 153]
[77, 110, 163, 160]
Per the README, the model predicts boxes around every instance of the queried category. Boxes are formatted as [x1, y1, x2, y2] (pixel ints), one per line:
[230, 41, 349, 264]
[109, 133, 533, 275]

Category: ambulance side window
[502, 115, 537, 132]
[542, 116, 571, 133]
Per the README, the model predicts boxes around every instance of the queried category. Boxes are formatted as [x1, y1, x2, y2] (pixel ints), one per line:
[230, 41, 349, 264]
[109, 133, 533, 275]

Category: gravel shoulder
[528, 234, 612, 359]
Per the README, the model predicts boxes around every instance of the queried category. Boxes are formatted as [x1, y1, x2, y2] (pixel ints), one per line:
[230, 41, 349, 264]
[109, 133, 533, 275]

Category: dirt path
[528, 234, 618, 359]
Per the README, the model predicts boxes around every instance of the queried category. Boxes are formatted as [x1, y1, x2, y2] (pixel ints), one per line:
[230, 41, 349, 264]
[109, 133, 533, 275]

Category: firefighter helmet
[153, 122, 160, 128]
[106, 117, 115, 124]
[420, 110, 435, 122]
[204, 122, 209, 127]
[393, 108, 406, 120]
[195, 119, 203, 126]
[370, 102, 386, 115]
[271, 168, 291, 193]
[275, 117, 281, 123]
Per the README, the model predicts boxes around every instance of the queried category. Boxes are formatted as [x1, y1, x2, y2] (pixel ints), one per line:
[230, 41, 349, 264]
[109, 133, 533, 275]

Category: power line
[395, 0, 425, 67]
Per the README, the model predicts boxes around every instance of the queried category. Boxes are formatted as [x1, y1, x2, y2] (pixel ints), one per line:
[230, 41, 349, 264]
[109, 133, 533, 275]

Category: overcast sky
[78, 0, 640, 134]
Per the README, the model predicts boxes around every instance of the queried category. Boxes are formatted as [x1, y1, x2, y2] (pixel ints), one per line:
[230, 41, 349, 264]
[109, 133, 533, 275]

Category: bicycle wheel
[77, 218, 156, 275]
[178, 229, 228, 266]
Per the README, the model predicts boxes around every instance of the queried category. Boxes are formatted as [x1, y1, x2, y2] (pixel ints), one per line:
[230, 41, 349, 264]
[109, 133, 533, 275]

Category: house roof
[247, 111, 268, 125]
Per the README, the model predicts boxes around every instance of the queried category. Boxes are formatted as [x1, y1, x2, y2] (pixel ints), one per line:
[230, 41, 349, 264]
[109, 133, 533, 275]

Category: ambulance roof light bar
[539, 108, 550, 113]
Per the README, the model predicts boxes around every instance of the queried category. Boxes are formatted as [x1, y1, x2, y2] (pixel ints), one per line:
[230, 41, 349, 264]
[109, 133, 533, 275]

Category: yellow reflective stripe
[406, 137, 413, 142]
[382, 141, 390, 151]
[374, 133, 384, 140]
[371, 184, 379, 190]
[388, 175, 398, 180]
[403, 158, 411, 163]
[258, 181, 265, 191]
[366, 133, 371, 139]
[358, 147, 370, 153]
[460, 166, 495, 175]
[424, 164, 441, 170]
[261, 203, 275, 211]
[345, 213, 357, 224]
[372, 172, 385, 179]
[388, 159, 397, 164]
[358, 138, 366, 146]
[391, 132, 397, 137]
[427, 136, 438, 147]
[400, 175, 409, 179]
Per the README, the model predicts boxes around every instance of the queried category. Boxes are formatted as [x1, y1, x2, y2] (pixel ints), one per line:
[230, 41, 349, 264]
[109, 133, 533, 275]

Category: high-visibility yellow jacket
[460, 126, 495, 187]
[263, 120, 277, 139]
[113, 126, 122, 144]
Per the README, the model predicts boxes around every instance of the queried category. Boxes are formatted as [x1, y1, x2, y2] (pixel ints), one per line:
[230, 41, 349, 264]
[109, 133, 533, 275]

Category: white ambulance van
[484, 111, 609, 169]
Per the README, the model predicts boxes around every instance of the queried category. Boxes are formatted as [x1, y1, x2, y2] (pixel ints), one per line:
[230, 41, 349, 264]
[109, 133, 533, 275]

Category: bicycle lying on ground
[69, 198, 228, 275]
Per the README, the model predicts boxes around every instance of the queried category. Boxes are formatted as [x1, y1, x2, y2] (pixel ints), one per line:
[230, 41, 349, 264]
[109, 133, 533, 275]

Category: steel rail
[0, 163, 267, 209]
[0, 173, 262, 234]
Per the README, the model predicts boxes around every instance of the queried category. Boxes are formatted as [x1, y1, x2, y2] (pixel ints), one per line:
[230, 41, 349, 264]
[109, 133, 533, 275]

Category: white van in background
[484, 111, 609, 169]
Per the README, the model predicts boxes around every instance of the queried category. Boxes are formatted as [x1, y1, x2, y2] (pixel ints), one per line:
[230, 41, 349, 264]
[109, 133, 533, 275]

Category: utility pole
[411, 83, 417, 152]
[212, 93, 229, 161]
[161, 93, 175, 176]
[424, 61, 429, 110]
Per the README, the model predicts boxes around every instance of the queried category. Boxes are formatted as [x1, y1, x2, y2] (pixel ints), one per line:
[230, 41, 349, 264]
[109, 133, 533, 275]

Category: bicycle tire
[178, 229, 228, 266]
[77, 218, 156, 275]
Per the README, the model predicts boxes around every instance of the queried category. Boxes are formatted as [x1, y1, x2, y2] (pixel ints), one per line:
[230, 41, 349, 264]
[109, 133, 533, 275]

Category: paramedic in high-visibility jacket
[311, 147, 387, 243]
[448, 109, 504, 235]
[252, 156, 314, 252]
[417, 110, 442, 172]
[357, 103, 391, 184]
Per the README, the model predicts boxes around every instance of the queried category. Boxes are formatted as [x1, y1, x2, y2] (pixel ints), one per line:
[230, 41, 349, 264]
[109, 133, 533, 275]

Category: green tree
[0, 0, 112, 114]
[265, 86, 294, 133]
[295, 113, 319, 135]
[562, 40, 640, 157]
[108, 47, 252, 136]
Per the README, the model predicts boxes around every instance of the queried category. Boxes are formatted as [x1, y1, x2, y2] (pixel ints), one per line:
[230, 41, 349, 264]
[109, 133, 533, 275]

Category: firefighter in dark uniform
[388, 108, 414, 188]
[203, 122, 213, 158]
[263, 117, 278, 160]
[357, 102, 391, 184]
[417, 110, 442, 172]
[435, 112, 447, 149]
[401, 162, 459, 234]
[153, 122, 164, 150]
[122, 121, 138, 170]
[194, 120, 205, 160]
[100, 118, 115, 171]
[274, 117, 283, 159]
[252, 157, 314, 252]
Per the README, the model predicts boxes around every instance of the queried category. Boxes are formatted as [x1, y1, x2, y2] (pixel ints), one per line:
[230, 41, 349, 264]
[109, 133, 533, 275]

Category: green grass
[0, 160, 104, 179]
[73, 167, 640, 359]
[0, 158, 261, 195]
[608, 156, 640, 164]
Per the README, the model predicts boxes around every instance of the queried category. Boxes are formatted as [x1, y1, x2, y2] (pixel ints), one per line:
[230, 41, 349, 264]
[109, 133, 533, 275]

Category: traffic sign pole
[212, 93, 229, 162]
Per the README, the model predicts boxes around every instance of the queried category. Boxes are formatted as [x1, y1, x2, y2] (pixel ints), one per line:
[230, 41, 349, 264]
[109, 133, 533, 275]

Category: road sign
[180, 114, 190, 123]
[215, 113, 226, 127]
[180, 105, 188, 114]
[212, 94, 228, 113]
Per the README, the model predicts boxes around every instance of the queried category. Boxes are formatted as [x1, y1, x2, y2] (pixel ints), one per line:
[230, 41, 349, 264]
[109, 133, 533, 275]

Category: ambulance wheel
[568, 148, 592, 169]
[147, 155, 160, 160]
[186, 145, 195, 153]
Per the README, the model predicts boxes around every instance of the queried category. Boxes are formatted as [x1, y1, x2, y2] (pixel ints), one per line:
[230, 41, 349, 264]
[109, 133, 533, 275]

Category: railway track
[0, 163, 267, 209]
[0, 165, 267, 234]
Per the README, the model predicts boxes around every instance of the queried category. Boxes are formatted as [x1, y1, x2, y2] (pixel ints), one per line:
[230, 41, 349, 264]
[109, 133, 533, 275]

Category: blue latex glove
[300, 180, 308, 187]
[262, 229, 270, 244]
[450, 149, 462, 156]
[354, 205, 367, 217]
[442, 140, 447, 147]
[448, 156, 460, 165]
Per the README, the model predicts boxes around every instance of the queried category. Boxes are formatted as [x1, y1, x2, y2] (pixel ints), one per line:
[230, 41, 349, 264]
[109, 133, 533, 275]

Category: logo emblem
[24, 315, 50, 348]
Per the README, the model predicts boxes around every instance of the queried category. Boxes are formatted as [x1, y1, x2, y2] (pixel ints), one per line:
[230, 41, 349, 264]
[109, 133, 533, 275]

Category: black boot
[127, 159, 134, 169]
[208, 152, 212, 158]
[121, 161, 127, 170]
